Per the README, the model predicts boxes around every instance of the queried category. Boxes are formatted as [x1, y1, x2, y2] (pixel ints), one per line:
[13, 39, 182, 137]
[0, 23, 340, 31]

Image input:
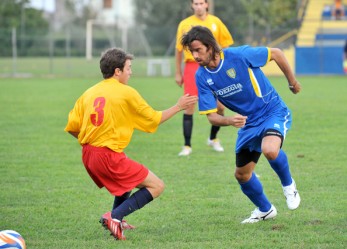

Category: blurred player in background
[331, 0, 345, 20]
[343, 39, 347, 73]
[65, 48, 197, 240]
[175, 0, 234, 156]
[181, 26, 301, 223]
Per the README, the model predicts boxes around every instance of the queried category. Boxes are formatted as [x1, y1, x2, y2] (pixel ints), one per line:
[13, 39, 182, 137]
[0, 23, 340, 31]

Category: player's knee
[263, 149, 279, 161]
[234, 170, 252, 183]
[157, 179, 165, 194]
[152, 179, 165, 198]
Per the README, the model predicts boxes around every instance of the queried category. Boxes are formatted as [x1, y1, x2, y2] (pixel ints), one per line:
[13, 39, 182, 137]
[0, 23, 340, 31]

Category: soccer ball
[0, 230, 26, 249]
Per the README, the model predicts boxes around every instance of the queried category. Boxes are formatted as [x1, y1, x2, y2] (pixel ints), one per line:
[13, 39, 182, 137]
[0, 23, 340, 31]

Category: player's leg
[235, 150, 272, 212]
[179, 62, 198, 156]
[207, 100, 224, 152]
[262, 132, 300, 210]
[262, 109, 301, 210]
[111, 170, 164, 221]
[262, 131, 292, 186]
[112, 191, 131, 210]
[234, 148, 277, 223]
[183, 104, 194, 143]
[111, 191, 135, 230]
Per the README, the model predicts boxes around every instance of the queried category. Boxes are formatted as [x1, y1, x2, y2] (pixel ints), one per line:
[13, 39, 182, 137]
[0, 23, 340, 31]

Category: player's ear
[114, 68, 121, 76]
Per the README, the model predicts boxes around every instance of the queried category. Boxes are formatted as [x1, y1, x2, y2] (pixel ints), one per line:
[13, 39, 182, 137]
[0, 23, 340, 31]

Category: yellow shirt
[176, 14, 234, 62]
[65, 78, 162, 152]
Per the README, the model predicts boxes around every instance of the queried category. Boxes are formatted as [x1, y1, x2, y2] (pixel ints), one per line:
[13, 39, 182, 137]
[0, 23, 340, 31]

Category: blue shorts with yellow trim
[235, 107, 292, 153]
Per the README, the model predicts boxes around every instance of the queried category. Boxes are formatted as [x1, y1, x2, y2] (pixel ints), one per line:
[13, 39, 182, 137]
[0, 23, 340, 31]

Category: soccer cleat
[121, 220, 136, 230]
[207, 138, 224, 152]
[283, 178, 301, 210]
[100, 212, 126, 240]
[178, 146, 192, 156]
[241, 205, 277, 224]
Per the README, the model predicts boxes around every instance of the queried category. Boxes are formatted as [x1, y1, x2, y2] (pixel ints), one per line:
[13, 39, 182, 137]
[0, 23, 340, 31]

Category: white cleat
[178, 146, 192, 156]
[207, 138, 224, 152]
[283, 178, 301, 210]
[241, 205, 277, 224]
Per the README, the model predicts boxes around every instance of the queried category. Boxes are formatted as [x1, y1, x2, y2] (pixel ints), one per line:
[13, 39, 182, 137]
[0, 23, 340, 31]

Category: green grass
[0, 74, 346, 249]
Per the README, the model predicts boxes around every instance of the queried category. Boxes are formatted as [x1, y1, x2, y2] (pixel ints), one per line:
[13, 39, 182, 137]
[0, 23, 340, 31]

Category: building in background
[89, 0, 135, 26]
[85, 0, 136, 59]
[30, 0, 135, 30]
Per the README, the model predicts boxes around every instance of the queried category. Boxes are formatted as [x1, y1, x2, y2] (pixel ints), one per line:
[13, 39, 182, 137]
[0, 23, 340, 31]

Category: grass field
[0, 70, 346, 248]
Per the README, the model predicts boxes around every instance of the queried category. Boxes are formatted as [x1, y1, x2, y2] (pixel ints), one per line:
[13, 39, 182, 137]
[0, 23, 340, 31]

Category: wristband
[288, 82, 297, 89]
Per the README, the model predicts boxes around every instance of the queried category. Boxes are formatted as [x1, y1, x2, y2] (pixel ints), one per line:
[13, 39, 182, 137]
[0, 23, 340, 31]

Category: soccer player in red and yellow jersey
[175, 0, 234, 156]
[65, 48, 197, 240]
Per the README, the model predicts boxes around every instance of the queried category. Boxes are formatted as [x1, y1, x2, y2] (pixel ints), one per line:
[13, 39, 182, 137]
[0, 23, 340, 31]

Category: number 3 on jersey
[90, 97, 105, 126]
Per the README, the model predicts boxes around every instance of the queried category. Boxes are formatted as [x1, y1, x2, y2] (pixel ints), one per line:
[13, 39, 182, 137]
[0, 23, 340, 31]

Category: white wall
[89, 0, 135, 26]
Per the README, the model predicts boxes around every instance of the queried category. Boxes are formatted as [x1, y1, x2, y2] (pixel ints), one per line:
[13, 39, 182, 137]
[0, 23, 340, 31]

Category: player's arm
[206, 112, 247, 128]
[175, 48, 184, 87]
[270, 48, 301, 94]
[160, 94, 198, 124]
[218, 21, 234, 47]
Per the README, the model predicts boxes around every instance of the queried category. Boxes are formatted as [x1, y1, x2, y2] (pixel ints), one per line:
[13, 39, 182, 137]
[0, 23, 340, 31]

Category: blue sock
[268, 149, 292, 187]
[112, 188, 153, 221]
[240, 173, 271, 212]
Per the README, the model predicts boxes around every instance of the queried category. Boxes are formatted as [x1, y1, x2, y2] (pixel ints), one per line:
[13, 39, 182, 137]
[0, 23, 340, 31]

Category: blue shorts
[235, 108, 292, 153]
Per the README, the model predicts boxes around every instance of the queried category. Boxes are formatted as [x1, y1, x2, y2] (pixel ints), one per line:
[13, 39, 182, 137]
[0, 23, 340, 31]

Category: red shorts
[82, 144, 149, 196]
[182, 61, 199, 96]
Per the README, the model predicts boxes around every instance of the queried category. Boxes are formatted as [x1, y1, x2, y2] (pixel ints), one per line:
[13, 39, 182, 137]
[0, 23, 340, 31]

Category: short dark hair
[99, 48, 134, 79]
[181, 26, 221, 59]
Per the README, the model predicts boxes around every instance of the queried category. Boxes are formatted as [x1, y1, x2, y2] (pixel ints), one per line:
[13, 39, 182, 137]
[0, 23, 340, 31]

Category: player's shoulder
[223, 45, 250, 55]
[207, 14, 223, 21]
[179, 15, 196, 25]
[195, 66, 204, 76]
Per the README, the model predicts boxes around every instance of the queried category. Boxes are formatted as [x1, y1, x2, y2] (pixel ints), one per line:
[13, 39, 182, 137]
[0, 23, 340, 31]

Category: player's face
[118, 59, 132, 84]
[192, 0, 208, 17]
[189, 40, 213, 67]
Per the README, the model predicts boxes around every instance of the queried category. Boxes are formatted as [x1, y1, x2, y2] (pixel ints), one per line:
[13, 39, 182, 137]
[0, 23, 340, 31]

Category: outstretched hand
[176, 94, 198, 110]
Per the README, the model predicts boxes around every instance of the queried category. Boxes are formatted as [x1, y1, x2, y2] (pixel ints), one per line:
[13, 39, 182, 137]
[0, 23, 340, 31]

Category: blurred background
[0, 0, 346, 77]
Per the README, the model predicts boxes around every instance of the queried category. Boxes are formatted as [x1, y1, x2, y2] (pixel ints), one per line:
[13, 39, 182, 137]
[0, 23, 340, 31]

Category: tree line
[0, 0, 300, 57]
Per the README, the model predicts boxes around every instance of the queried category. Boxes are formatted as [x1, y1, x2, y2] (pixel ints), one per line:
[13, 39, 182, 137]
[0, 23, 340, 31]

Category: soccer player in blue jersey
[181, 26, 302, 223]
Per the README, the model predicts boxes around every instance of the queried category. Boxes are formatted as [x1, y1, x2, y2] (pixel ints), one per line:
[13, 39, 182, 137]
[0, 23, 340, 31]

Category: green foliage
[0, 0, 49, 56]
[134, 0, 299, 48]
[0, 69, 346, 248]
[240, 0, 297, 27]
[0, 0, 301, 57]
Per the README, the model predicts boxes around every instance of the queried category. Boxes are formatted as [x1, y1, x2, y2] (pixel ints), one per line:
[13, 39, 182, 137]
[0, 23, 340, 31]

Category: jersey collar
[204, 50, 224, 73]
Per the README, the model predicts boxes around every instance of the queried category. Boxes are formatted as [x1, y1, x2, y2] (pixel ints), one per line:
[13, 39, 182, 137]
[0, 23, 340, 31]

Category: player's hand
[289, 80, 301, 94]
[228, 114, 247, 128]
[175, 72, 183, 87]
[176, 94, 198, 110]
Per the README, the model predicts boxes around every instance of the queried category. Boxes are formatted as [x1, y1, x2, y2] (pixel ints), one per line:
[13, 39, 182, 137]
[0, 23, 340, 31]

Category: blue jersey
[196, 46, 288, 125]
